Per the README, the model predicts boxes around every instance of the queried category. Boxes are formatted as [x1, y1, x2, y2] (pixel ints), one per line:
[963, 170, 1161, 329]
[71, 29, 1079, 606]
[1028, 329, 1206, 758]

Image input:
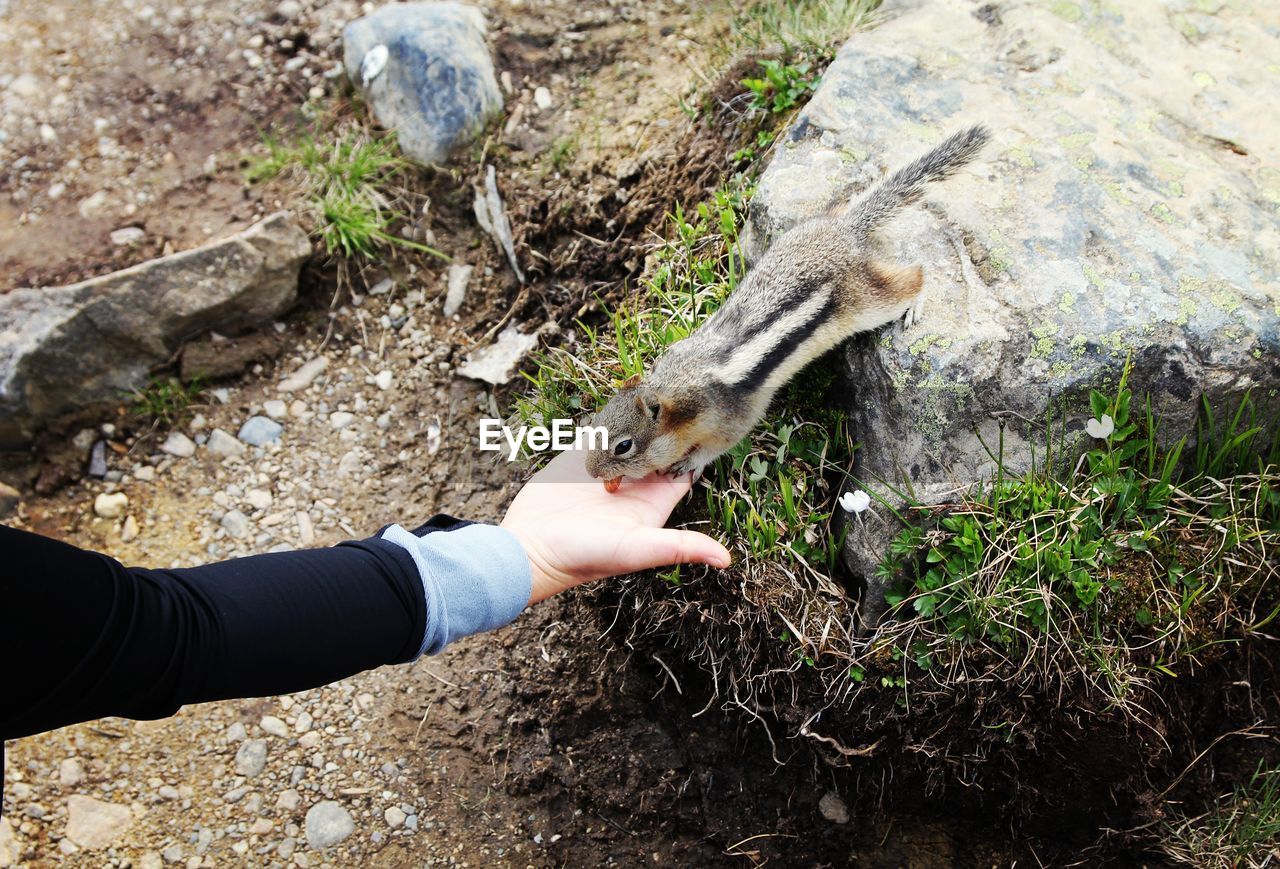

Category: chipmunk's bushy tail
[844, 125, 991, 237]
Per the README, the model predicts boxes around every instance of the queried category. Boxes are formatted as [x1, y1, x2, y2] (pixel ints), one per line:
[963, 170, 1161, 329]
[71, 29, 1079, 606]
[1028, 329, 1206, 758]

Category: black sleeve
[1, 523, 428, 740]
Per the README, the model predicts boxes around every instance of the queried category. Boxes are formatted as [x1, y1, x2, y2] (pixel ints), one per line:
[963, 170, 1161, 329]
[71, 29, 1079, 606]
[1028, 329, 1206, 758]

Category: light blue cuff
[381, 523, 532, 657]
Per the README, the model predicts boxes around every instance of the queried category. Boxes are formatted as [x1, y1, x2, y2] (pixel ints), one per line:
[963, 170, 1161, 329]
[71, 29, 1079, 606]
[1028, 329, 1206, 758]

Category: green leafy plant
[742, 59, 821, 114]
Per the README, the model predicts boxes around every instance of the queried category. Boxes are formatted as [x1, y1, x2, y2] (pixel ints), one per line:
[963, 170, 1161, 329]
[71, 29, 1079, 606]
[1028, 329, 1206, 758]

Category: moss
[1082, 262, 1106, 290]
[1058, 131, 1094, 150]
[1051, 1, 1083, 22]
[1059, 291, 1077, 314]
[1150, 202, 1175, 224]
[1103, 181, 1133, 206]
[909, 333, 952, 357]
[1208, 283, 1243, 315]
[1029, 320, 1059, 361]
[1006, 143, 1037, 169]
[914, 375, 977, 444]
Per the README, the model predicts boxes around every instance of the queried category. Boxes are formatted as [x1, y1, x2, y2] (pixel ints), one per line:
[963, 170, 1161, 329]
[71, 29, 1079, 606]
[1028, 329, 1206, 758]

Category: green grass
[869, 368, 1279, 709]
[245, 122, 448, 262]
[731, 0, 881, 60]
[128, 376, 204, 427]
[1162, 761, 1280, 868]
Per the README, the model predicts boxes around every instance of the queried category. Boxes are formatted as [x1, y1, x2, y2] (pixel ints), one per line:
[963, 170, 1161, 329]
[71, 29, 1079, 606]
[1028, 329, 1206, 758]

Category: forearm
[1, 521, 530, 740]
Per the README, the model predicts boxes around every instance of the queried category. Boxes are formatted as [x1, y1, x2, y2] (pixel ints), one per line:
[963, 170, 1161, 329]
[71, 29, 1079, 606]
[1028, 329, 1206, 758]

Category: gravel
[206, 428, 245, 458]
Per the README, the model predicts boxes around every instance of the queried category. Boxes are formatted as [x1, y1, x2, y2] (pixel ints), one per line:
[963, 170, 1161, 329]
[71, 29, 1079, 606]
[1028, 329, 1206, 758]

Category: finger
[628, 468, 695, 512]
[620, 527, 732, 573]
[533, 446, 596, 485]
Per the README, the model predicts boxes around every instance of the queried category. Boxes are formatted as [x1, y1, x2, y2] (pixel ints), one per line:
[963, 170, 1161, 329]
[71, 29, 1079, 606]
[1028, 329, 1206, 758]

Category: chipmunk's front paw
[903, 293, 927, 329]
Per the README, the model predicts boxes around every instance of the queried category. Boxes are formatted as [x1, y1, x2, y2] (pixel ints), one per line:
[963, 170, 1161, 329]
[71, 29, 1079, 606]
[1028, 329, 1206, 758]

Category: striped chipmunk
[585, 125, 992, 493]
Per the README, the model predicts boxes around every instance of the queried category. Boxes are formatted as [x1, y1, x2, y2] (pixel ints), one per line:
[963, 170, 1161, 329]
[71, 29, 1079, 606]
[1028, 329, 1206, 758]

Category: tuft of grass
[245, 122, 448, 262]
[128, 376, 204, 427]
[1161, 761, 1280, 868]
[731, 0, 882, 61]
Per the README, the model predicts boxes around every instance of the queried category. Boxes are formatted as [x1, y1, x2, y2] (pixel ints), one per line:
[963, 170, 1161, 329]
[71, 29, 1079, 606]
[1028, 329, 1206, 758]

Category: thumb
[621, 527, 732, 573]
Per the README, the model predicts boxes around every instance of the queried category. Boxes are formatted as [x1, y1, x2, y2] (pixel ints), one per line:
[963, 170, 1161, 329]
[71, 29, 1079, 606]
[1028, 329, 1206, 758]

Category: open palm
[501, 449, 732, 603]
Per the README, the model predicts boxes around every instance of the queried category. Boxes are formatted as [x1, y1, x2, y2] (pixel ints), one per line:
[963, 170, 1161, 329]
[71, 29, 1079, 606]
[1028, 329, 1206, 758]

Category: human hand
[501, 449, 732, 604]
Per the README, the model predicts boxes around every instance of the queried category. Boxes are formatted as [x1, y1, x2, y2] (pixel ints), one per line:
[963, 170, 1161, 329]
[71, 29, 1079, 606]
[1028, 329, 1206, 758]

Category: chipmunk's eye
[613, 438, 634, 456]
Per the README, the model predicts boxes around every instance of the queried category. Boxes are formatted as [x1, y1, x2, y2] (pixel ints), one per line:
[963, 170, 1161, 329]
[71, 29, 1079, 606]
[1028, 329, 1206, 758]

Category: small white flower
[839, 490, 871, 513]
[360, 44, 389, 89]
[1086, 414, 1115, 440]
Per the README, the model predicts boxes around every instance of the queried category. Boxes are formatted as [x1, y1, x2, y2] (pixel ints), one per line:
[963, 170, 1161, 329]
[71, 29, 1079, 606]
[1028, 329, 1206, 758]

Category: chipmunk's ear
[869, 262, 924, 301]
[634, 388, 663, 421]
[621, 373, 643, 389]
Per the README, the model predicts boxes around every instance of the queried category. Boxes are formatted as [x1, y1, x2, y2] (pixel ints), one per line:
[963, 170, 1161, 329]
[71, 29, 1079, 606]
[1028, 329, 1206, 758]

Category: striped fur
[584, 127, 990, 484]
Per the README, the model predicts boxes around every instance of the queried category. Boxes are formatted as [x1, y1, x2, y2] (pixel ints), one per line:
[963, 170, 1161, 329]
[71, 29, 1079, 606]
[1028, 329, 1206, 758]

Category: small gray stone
[160, 432, 196, 458]
[262, 399, 288, 420]
[226, 722, 247, 742]
[221, 510, 251, 539]
[276, 788, 301, 811]
[206, 428, 245, 458]
[223, 786, 250, 803]
[304, 801, 354, 850]
[161, 844, 183, 863]
[238, 416, 283, 446]
[277, 0, 302, 20]
[384, 806, 406, 828]
[157, 785, 180, 801]
[110, 227, 146, 246]
[442, 263, 472, 316]
[329, 411, 356, 429]
[235, 739, 269, 777]
[278, 357, 327, 392]
[59, 757, 85, 788]
[260, 715, 289, 738]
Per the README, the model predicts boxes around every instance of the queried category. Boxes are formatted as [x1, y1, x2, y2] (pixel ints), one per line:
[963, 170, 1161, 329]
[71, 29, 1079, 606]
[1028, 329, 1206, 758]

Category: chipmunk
[585, 125, 992, 492]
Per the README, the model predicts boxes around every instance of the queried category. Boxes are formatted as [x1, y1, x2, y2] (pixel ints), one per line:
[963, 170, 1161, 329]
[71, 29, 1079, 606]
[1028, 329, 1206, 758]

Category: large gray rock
[343, 2, 502, 165]
[0, 213, 309, 449]
[748, 0, 1279, 609]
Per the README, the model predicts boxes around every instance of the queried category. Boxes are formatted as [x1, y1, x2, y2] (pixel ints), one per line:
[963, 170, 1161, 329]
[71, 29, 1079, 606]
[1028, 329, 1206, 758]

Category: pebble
[296, 512, 315, 546]
[162, 844, 182, 863]
[110, 226, 146, 246]
[134, 465, 156, 482]
[121, 515, 140, 542]
[221, 510, 251, 539]
[374, 370, 393, 391]
[260, 715, 289, 738]
[59, 758, 86, 788]
[157, 785, 180, 801]
[93, 492, 129, 519]
[533, 86, 553, 109]
[249, 818, 273, 836]
[139, 851, 164, 869]
[239, 416, 283, 446]
[329, 411, 356, 429]
[384, 806, 406, 828]
[279, 357, 328, 392]
[294, 711, 313, 733]
[206, 428, 245, 458]
[227, 722, 248, 741]
[160, 432, 196, 458]
[276, 789, 301, 811]
[263, 399, 289, 420]
[235, 739, 269, 777]
[223, 786, 250, 803]
[277, 0, 303, 19]
[304, 801, 355, 850]
[65, 795, 133, 849]
[246, 489, 273, 510]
